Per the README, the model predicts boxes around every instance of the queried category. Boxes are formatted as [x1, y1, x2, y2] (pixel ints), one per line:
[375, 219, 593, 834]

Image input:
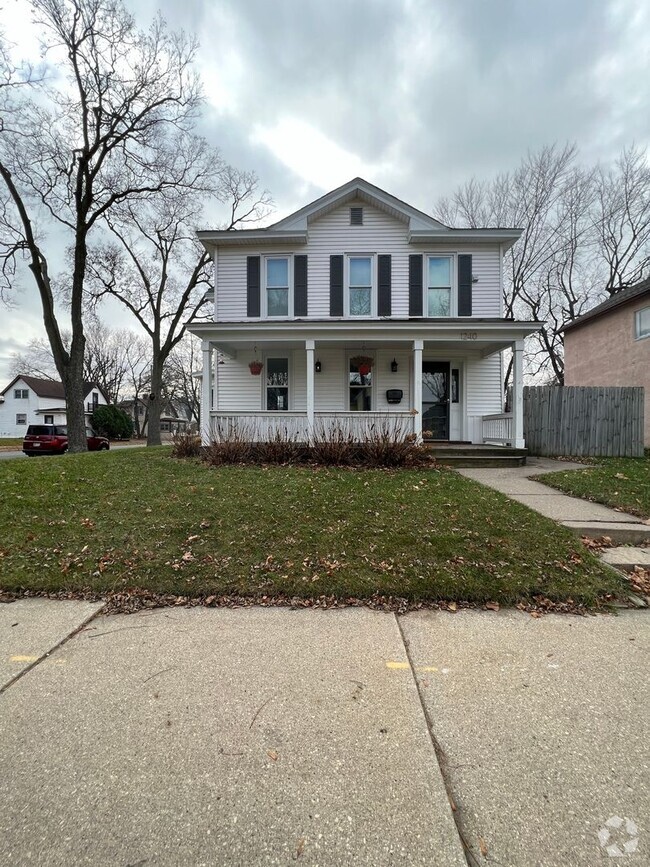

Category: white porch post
[512, 339, 525, 449]
[306, 339, 315, 441]
[201, 340, 213, 445]
[412, 339, 423, 442]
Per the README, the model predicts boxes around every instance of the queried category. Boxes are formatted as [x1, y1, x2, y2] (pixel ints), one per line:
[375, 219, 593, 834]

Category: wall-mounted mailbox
[386, 389, 403, 404]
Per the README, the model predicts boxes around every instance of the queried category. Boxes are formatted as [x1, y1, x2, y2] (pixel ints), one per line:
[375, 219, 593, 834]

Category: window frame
[425, 253, 456, 318]
[263, 355, 291, 411]
[347, 353, 374, 412]
[14, 388, 29, 399]
[345, 254, 376, 318]
[262, 255, 293, 319]
[44, 415, 54, 424]
[16, 413, 27, 425]
[635, 306, 650, 340]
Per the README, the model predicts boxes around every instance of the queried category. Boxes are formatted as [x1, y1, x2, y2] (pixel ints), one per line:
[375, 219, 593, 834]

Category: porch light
[315, 360, 322, 373]
[391, 358, 398, 373]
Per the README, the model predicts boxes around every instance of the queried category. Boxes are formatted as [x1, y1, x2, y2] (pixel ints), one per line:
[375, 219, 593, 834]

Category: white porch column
[306, 339, 315, 440]
[412, 339, 423, 442]
[512, 339, 525, 449]
[201, 341, 213, 445]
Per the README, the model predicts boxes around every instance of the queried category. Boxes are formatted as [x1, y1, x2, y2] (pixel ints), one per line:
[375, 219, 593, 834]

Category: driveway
[0, 600, 647, 866]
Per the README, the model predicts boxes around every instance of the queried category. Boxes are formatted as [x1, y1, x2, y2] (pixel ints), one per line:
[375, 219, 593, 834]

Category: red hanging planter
[248, 360, 264, 375]
[350, 355, 374, 377]
[358, 363, 371, 376]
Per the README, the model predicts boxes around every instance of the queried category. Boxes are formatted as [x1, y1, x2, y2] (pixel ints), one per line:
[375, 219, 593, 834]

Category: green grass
[0, 448, 625, 607]
[533, 456, 650, 519]
[0, 438, 24, 449]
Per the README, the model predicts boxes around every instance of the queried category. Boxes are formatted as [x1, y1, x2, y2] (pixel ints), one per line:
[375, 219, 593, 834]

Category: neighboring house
[0, 376, 109, 438]
[118, 397, 190, 438]
[188, 178, 540, 447]
[563, 278, 650, 446]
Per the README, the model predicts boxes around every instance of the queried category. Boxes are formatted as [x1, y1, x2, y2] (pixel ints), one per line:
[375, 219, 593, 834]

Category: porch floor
[424, 442, 527, 468]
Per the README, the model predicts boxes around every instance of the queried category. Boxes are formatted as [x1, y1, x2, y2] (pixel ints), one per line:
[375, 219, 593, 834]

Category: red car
[23, 424, 110, 456]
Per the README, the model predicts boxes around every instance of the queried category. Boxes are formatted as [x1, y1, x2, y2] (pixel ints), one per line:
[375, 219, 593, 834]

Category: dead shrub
[171, 430, 202, 459]
[310, 421, 356, 465]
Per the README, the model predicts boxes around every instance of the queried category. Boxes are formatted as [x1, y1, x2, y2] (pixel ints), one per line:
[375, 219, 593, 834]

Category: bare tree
[85, 165, 272, 445]
[434, 143, 650, 387]
[10, 320, 149, 402]
[0, 0, 204, 450]
[164, 334, 202, 427]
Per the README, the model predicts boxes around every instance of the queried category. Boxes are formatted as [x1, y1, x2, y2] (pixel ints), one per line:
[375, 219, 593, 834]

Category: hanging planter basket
[350, 355, 374, 376]
[248, 360, 264, 376]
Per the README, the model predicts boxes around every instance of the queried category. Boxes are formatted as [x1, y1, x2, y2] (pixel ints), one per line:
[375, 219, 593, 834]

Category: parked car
[22, 425, 110, 456]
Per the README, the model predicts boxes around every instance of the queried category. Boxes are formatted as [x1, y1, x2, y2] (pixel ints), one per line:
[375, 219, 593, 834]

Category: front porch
[189, 319, 536, 451]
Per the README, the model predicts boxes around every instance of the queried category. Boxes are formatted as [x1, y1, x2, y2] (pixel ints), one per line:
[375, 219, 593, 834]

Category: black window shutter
[378, 255, 392, 316]
[246, 256, 260, 318]
[409, 255, 423, 317]
[329, 255, 344, 316]
[458, 254, 473, 316]
[294, 255, 308, 316]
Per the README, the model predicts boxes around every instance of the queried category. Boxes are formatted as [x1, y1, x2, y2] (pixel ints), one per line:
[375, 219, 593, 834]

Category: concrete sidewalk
[0, 604, 465, 866]
[1, 599, 648, 866]
[401, 609, 649, 866]
[458, 457, 650, 544]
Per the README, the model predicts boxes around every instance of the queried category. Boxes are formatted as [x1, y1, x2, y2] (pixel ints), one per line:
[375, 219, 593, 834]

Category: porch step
[425, 444, 527, 468]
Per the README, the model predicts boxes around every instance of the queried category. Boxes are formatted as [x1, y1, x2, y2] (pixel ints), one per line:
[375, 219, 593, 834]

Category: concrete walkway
[1, 599, 648, 866]
[458, 456, 650, 544]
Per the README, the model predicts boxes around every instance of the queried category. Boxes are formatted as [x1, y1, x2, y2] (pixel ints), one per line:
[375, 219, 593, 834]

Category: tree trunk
[63, 336, 88, 453]
[147, 354, 163, 446]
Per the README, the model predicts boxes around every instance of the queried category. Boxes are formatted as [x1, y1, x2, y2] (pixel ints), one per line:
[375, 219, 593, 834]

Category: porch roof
[188, 318, 542, 357]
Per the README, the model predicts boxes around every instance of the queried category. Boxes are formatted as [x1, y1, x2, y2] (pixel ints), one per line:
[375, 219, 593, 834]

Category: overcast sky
[1, 0, 649, 382]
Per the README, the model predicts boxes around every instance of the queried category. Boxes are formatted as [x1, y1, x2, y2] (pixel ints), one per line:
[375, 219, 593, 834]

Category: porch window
[44, 415, 54, 424]
[266, 358, 289, 410]
[265, 258, 290, 317]
[427, 256, 453, 317]
[347, 256, 373, 317]
[349, 358, 372, 411]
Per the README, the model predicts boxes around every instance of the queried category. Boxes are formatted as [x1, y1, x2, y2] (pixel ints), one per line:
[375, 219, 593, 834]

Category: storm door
[422, 361, 450, 440]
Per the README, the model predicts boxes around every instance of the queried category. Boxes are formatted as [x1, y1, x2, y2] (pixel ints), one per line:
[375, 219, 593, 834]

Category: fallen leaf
[267, 749, 278, 761]
[485, 601, 499, 611]
[447, 602, 457, 612]
[479, 836, 488, 857]
[294, 838, 305, 859]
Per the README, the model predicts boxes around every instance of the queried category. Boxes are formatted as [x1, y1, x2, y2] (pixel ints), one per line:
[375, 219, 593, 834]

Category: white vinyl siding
[465, 354, 503, 442]
[213, 201, 504, 322]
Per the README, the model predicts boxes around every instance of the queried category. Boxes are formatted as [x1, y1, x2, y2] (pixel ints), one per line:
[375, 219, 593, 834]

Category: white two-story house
[0, 376, 108, 438]
[188, 178, 540, 448]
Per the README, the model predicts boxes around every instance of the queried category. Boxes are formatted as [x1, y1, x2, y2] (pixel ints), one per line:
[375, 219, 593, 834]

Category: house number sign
[460, 331, 478, 340]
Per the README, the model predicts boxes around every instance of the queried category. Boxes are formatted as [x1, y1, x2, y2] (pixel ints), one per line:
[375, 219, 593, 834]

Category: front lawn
[533, 456, 650, 519]
[0, 448, 624, 608]
[0, 438, 24, 450]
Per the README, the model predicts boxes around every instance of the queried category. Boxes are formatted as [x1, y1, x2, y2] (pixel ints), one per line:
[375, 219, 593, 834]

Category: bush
[91, 405, 133, 439]
[171, 430, 202, 458]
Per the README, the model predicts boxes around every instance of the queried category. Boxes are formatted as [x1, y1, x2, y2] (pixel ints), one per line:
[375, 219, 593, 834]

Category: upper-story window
[347, 256, 374, 317]
[635, 307, 649, 339]
[14, 388, 29, 399]
[265, 257, 291, 317]
[427, 256, 454, 317]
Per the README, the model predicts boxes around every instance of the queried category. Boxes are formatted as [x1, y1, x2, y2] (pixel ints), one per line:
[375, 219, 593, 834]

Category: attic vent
[350, 207, 363, 226]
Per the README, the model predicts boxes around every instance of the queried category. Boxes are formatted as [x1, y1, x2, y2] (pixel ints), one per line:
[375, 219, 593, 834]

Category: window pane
[266, 358, 289, 387]
[637, 307, 650, 338]
[428, 257, 451, 287]
[428, 288, 451, 317]
[267, 288, 288, 316]
[350, 287, 371, 316]
[349, 387, 372, 411]
[267, 258, 288, 288]
[267, 358, 289, 411]
[349, 257, 371, 286]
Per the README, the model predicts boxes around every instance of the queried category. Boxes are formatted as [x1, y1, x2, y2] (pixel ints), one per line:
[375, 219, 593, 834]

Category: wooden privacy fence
[523, 386, 645, 457]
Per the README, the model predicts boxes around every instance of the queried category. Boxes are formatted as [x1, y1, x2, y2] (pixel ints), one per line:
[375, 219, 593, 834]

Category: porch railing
[482, 413, 514, 445]
[209, 411, 416, 443]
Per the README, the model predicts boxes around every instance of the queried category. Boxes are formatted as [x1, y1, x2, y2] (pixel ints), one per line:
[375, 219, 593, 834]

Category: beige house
[563, 279, 650, 445]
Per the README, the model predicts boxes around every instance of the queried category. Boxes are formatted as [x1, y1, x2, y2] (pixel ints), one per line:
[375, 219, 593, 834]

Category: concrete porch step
[600, 546, 650, 572]
[426, 444, 528, 468]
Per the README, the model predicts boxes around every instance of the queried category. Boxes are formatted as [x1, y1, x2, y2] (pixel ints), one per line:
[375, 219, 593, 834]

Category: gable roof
[1, 375, 108, 400]
[563, 278, 650, 334]
[197, 177, 523, 251]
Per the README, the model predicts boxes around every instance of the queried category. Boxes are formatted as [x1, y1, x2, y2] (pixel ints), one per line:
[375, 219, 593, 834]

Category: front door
[422, 361, 450, 440]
